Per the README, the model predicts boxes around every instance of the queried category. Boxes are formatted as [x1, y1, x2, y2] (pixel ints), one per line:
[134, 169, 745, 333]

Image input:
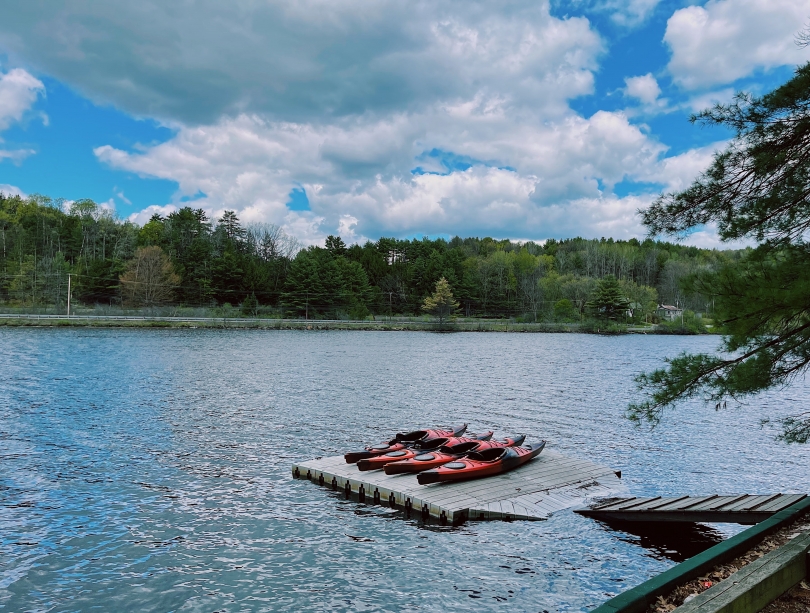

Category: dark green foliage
[2, 192, 738, 323]
[217, 210, 246, 243]
[241, 292, 259, 316]
[586, 275, 631, 320]
[553, 299, 578, 322]
[325, 235, 347, 255]
[632, 63, 810, 442]
[282, 247, 372, 319]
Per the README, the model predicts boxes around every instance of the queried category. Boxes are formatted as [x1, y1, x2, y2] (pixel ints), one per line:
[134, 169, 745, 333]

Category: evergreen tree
[325, 235, 347, 255]
[218, 210, 246, 244]
[585, 275, 630, 320]
[632, 62, 810, 442]
[241, 292, 259, 316]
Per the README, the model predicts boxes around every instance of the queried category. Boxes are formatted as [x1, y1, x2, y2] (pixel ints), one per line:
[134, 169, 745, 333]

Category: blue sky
[1, 0, 808, 246]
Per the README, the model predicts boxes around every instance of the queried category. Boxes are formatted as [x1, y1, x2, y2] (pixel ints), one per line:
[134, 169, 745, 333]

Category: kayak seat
[441, 442, 479, 454]
[396, 430, 428, 442]
[414, 438, 449, 450]
[465, 448, 508, 462]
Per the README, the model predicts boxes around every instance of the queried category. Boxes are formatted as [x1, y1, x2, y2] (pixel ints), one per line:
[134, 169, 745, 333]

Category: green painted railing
[592, 496, 810, 613]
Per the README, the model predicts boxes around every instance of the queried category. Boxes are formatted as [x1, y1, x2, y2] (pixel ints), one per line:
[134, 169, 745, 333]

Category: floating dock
[575, 494, 808, 524]
[292, 448, 624, 524]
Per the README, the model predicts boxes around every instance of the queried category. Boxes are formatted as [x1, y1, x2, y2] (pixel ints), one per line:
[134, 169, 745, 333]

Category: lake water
[2, 329, 809, 612]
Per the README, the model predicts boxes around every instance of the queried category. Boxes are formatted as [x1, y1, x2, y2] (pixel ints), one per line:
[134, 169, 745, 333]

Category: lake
[2, 329, 809, 612]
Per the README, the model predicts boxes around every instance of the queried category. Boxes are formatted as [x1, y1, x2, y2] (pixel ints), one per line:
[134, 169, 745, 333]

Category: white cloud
[677, 223, 754, 250]
[95, 105, 673, 242]
[608, 0, 661, 26]
[0, 1, 739, 246]
[127, 204, 178, 226]
[624, 73, 661, 105]
[337, 214, 367, 245]
[640, 142, 725, 193]
[686, 88, 736, 113]
[0, 67, 44, 130]
[553, 0, 661, 27]
[0, 183, 26, 197]
[0, 147, 35, 163]
[0, 66, 44, 163]
[0, 1, 600, 124]
[114, 188, 131, 205]
[665, 0, 810, 90]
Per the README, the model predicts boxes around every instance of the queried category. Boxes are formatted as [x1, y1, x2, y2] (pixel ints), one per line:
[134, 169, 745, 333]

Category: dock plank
[721, 494, 780, 512]
[642, 495, 716, 512]
[292, 448, 625, 523]
[756, 494, 806, 512]
[575, 493, 808, 524]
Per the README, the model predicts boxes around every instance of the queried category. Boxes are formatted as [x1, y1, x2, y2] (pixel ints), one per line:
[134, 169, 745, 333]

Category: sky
[0, 0, 808, 247]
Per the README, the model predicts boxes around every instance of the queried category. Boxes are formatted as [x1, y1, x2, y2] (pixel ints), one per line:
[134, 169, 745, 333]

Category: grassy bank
[0, 314, 711, 334]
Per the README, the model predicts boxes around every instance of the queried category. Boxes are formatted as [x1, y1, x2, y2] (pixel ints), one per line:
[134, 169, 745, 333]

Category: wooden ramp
[292, 449, 624, 524]
[575, 494, 807, 525]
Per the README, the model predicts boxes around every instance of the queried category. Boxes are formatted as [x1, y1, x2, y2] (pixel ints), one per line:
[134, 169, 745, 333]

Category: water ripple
[2, 329, 810, 612]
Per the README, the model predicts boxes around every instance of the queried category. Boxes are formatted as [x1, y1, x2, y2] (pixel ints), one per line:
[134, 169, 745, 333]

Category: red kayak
[356, 433, 491, 472]
[343, 424, 467, 464]
[416, 442, 546, 485]
[412, 430, 492, 449]
[383, 435, 525, 475]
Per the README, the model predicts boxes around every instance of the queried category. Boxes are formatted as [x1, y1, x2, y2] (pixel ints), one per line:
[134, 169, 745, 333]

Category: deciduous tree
[422, 277, 459, 327]
[120, 246, 180, 307]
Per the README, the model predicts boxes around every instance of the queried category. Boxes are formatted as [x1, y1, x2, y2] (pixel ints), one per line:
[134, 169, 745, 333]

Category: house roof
[658, 304, 682, 311]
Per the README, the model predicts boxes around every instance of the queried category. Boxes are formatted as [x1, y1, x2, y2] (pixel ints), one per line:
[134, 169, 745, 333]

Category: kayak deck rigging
[292, 447, 624, 524]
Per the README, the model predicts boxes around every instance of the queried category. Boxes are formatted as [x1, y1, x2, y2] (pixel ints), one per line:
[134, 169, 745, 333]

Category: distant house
[657, 304, 683, 321]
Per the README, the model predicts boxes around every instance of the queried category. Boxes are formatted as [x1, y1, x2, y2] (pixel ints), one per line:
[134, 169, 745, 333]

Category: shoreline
[0, 314, 710, 334]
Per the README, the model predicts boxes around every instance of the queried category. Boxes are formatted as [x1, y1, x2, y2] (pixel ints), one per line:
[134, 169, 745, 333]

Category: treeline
[0, 192, 745, 320]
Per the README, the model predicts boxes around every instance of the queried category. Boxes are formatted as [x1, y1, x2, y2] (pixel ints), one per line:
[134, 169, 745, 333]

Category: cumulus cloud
[0, 1, 730, 245]
[0, 147, 35, 163]
[0, 66, 44, 163]
[0, 0, 600, 124]
[0, 66, 44, 130]
[0, 183, 26, 197]
[553, 0, 661, 27]
[127, 204, 178, 226]
[665, 0, 810, 90]
[96, 107, 678, 242]
[686, 88, 736, 113]
[624, 73, 661, 105]
[638, 142, 725, 193]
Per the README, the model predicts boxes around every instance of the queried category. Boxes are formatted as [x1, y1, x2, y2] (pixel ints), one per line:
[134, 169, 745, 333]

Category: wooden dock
[292, 448, 624, 524]
[575, 494, 808, 525]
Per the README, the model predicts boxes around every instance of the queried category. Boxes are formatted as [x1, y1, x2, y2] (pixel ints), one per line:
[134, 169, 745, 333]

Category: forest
[0, 192, 745, 322]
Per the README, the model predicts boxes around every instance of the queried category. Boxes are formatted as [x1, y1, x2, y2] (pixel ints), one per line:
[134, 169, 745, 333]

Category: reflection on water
[2, 329, 810, 612]
[598, 521, 728, 562]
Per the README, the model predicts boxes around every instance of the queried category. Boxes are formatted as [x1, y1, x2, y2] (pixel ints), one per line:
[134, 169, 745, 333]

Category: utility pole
[67, 274, 72, 318]
[389, 291, 392, 321]
[305, 291, 308, 320]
